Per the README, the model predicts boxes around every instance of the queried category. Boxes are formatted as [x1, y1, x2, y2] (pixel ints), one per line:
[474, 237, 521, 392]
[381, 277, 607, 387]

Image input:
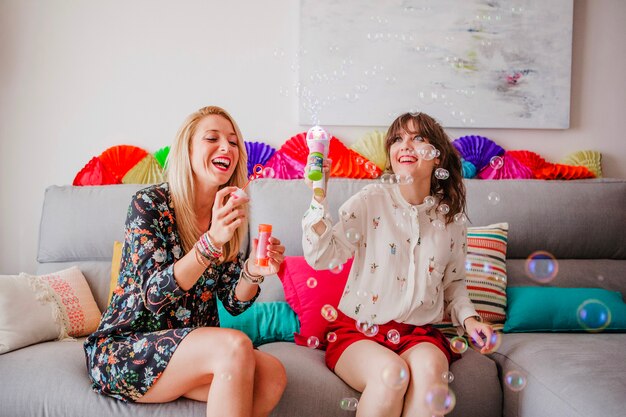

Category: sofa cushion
[277, 256, 352, 348]
[504, 287, 626, 332]
[217, 300, 299, 346]
[0, 267, 101, 354]
[492, 333, 626, 417]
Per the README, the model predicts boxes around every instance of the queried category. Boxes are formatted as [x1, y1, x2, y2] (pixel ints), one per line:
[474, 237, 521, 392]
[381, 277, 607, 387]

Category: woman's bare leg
[334, 340, 410, 417]
[137, 327, 286, 417]
[400, 342, 449, 417]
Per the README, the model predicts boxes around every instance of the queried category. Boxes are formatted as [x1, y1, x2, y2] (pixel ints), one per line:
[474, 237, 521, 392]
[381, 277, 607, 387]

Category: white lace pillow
[0, 266, 101, 354]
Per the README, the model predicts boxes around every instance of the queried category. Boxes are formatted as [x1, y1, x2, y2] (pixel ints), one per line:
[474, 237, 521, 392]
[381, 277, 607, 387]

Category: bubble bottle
[255, 224, 272, 267]
[306, 125, 329, 198]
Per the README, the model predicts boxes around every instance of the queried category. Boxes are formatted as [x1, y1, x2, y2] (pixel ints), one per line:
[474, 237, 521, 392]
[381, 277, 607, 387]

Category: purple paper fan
[245, 141, 276, 177]
[452, 135, 504, 172]
[264, 151, 305, 179]
[477, 152, 533, 180]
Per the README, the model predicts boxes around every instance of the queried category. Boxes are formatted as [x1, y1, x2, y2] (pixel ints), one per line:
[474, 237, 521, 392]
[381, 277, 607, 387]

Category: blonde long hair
[165, 106, 248, 262]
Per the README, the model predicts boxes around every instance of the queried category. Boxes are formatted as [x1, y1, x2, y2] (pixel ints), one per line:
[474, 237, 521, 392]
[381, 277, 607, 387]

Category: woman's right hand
[304, 156, 332, 202]
[208, 186, 249, 248]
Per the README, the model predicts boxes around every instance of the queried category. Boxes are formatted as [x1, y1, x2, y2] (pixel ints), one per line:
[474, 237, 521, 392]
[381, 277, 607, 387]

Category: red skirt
[325, 311, 462, 371]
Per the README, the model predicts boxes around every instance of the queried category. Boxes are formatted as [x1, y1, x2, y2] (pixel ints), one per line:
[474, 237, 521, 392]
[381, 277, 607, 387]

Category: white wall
[1, 0, 625, 274]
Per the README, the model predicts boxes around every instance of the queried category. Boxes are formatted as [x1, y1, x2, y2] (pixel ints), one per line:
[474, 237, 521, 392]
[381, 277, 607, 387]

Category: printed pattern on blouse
[302, 184, 477, 332]
[84, 183, 257, 402]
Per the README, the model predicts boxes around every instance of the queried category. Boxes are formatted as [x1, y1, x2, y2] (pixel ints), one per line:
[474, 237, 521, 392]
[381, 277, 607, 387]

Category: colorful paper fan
[329, 137, 381, 179]
[452, 135, 504, 172]
[73, 156, 120, 186]
[278, 132, 309, 164]
[350, 130, 387, 171]
[99, 145, 149, 182]
[122, 154, 165, 184]
[507, 150, 550, 178]
[264, 151, 305, 179]
[477, 152, 534, 180]
[561, 150, 602, 178]
[154, 146, 170, 169]
[536, 164, 595, 180]
[245, 141, 276, 177]
[461, 158, 477, 179]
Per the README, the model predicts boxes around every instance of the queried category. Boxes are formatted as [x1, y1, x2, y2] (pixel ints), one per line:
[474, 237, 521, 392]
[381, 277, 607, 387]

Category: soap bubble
[306, 277, 317, 288]
[399, 174, 414, 185]
[490, 156, 504, 170]
[356, 320, 379, 337]
[525, 251, 559, 283]
[437, 204, 450, 214]
[504, 370, 527, 392]
[329, 259, 344, 274]
[432, 219, 446, 231]
[340, 397, 359, 411]
[321, 304, 338, 322]
[220, 372, 232, 381]
[434, 168, 450, 180]
[424, 196, 436, 207]
[386, 329, 401, 344]
[380, 173, 395, 184]
[487, 192, 501, 205]
[577, 299, 611, 332]
[469, 331, 502, 354]
[307, 336, 320, 349]
[381, 362, 409, 389]
[441, 371, 455, 383]
[326, 331, 338, 343]
[345, 228, 362, 244]
[450, 336, 468, 354]
[425, 384, 456, 414]
[416, 144, 440, 160]
[453, 213, 467, 224]
[261, 166, 275, 178]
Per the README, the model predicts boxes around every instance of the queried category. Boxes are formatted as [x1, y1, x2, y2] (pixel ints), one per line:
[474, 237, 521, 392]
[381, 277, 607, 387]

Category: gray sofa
[0, 178, 624, 417]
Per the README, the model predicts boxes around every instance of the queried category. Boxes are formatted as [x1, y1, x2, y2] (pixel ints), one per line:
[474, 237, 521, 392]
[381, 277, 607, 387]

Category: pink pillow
[277, 256, 353, 348]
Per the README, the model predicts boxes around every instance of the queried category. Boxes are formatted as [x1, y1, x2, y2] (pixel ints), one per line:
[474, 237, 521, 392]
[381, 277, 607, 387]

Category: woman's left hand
[464, 317, 495, 354]
[247, 236, 285, 276]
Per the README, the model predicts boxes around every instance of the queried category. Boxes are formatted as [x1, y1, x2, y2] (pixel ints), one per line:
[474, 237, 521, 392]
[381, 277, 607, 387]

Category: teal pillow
[217, 300, 300, 346]
[504, 287, 626, 333]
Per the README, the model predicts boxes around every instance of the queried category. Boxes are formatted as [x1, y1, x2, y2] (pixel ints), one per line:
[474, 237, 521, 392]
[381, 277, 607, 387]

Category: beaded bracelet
[196, 232, 223, 259]
[193, 244, 210, 269]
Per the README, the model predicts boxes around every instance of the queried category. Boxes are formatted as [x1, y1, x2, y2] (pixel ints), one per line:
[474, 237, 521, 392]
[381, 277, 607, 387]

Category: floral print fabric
[84, 183, 257, 401]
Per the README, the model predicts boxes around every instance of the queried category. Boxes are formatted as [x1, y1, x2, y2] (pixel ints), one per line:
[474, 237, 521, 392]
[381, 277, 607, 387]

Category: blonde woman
[85, 106, 287, 417]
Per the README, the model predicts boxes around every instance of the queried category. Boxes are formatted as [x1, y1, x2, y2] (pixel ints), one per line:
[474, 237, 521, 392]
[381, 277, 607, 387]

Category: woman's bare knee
[252, 352, 287, 415]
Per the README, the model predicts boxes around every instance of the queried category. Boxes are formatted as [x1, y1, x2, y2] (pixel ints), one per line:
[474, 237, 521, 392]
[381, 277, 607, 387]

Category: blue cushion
[504, 287, 626, 332]
[217, 300, 300, 346]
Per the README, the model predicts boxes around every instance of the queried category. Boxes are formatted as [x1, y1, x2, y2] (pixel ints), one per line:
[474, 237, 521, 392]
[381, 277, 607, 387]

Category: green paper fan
[154, 146, 170, 169]
[122, 154, 165, 184]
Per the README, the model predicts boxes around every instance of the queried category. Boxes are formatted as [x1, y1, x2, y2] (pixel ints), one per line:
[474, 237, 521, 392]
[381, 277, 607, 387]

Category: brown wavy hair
[384, 112, 466, 224]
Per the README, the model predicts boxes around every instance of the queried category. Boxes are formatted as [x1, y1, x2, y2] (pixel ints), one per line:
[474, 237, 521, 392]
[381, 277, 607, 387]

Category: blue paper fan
[245, 141, 276, 177]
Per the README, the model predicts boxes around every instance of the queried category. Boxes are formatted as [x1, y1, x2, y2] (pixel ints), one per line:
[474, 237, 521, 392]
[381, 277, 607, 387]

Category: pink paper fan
[477, 152, 534, 180]
[264, 151, 305, 179]
[452, 136, 504, 172]
[245, 141, 276, 177]
[73, 156, 120, 186]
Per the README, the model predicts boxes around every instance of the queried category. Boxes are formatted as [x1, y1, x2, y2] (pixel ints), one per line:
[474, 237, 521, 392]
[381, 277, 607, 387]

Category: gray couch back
[37, 179, 626, 312]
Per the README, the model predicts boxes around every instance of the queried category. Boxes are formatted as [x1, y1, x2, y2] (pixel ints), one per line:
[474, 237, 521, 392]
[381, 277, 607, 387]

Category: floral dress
[84, 183, 258, 402]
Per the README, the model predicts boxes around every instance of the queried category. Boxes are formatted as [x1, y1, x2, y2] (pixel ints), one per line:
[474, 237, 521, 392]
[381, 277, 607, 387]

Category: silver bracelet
[240, 260, 264, 284]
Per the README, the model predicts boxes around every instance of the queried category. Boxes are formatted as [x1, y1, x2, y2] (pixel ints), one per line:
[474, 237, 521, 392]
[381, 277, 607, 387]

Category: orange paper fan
[73, 156, 120, 186]
[537, 164, 595, 180]
[99, 145, 149, 182]
[328, 137, 381, 179]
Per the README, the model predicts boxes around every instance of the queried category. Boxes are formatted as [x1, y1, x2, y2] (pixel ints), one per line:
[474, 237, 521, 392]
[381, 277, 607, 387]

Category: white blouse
[302, 184, 478, 333]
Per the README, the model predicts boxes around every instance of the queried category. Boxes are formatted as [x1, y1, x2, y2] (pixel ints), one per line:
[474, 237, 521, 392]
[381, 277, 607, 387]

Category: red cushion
[277, 256, 353, 348]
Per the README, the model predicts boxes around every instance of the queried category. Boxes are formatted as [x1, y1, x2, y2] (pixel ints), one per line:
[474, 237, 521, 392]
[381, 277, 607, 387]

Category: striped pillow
[436, 222, 508, 336]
